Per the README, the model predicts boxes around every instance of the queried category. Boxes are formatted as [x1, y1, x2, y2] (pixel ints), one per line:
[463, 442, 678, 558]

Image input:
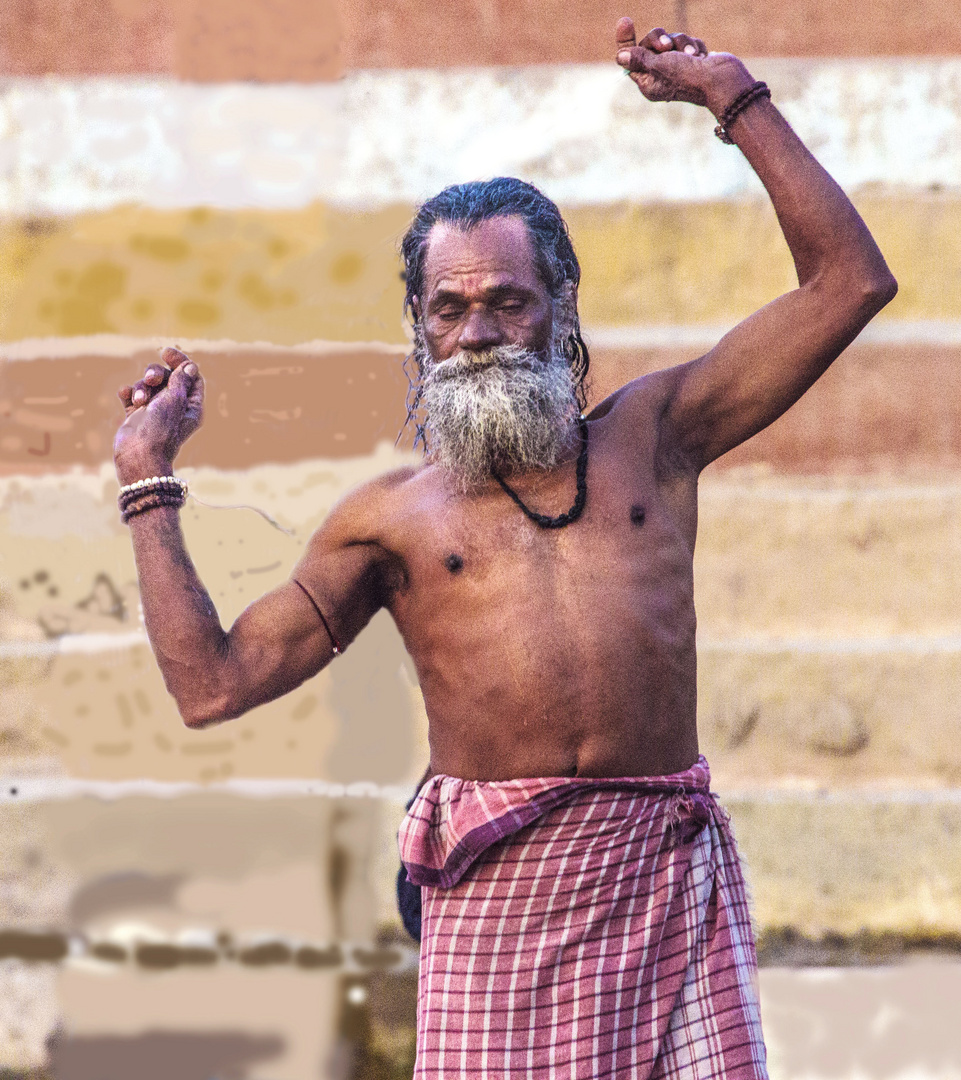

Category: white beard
[417, 329, 578, 493]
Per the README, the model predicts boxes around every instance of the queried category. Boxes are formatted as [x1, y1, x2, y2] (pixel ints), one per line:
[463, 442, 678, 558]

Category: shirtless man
[114, 19, 896, 1079]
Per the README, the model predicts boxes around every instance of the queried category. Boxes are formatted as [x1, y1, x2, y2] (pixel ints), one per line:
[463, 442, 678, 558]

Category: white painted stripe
[720, 787, 961, 805]
[585, 319, 961, 350]
[0, 776, 412, 802]
[0, 773, 957, 806]
[8, 628, 961, 660]
[698, 634, 961, 655]
[2, 320, 959, 368]
[0, 334, 407, 363]
[2, 60, 960, 213]
[0, 632, 147, 658]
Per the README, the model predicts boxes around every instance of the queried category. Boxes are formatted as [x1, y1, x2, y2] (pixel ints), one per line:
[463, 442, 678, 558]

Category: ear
[554, 282, 578, 335]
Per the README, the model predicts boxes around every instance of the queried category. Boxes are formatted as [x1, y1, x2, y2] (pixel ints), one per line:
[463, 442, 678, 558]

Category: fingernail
[185, 363, 197, 377]
[660, 34, 671, 44]
[617, 50, 632, 64]
[133, 390, 145, 404]
[684, 44, 696, 54]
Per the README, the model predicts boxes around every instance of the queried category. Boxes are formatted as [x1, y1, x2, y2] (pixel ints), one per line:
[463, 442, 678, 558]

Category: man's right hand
[114, 346, 205, 484]
[615, 17, 753, 117]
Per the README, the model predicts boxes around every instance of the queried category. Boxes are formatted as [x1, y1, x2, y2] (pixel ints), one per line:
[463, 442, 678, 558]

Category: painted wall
[1, 2, 960, 1077]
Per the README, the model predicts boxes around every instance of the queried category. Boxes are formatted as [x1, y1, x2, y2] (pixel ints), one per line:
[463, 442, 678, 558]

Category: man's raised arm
[113, 349, 384, 728]
[615, 18, 897, 471]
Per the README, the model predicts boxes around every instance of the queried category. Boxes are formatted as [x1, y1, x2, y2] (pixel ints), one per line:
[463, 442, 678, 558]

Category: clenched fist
[114, 347, 205, 486]
[614, 17, 754, 117]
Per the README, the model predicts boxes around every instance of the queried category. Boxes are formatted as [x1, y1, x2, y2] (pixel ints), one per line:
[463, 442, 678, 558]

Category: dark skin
[114, 22, 897, 781]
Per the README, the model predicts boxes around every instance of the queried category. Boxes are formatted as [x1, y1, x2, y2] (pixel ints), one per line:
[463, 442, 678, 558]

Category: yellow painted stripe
[0, 196, 954, 347]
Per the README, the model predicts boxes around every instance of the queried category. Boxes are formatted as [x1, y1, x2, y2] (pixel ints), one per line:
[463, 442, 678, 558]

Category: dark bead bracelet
[120, 490, 186, 524]
[714, 81, 771, 144]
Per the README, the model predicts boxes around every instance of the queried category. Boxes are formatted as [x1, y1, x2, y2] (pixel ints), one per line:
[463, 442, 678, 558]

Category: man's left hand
[615, 17, 753, 116]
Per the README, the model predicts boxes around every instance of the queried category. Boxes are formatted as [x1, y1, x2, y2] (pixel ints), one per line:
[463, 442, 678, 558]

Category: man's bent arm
[126, 504, 346, 727]
[115, 351, 382, 727]
[615, 23, 898, 470]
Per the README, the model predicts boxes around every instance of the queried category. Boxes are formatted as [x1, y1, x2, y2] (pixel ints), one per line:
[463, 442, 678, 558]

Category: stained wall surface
[1, 2, 960, 1078]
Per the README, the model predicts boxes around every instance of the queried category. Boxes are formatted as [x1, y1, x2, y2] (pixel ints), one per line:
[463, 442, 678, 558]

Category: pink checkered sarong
[399, 756, 767, 1079]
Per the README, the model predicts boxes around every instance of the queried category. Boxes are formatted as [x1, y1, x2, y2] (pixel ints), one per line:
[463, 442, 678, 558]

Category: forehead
[420, 215, 544, 297]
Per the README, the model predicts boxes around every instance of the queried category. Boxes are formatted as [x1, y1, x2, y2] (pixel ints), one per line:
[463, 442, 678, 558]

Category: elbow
[863, 267, 898, 312]
[179, 691, 239, 729]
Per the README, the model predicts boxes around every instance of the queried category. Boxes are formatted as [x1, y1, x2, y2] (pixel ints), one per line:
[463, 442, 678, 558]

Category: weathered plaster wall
[0, 2, 959, 1076]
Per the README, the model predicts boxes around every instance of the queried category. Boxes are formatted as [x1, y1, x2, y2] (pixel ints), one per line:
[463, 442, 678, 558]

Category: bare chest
[384, 448, 697, 626]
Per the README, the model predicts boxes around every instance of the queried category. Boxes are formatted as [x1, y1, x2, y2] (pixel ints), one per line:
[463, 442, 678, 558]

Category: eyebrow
[428, 283, 534, 308]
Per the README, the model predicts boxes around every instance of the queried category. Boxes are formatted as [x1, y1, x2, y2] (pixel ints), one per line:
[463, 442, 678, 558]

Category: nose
[457, 307, 504, 354]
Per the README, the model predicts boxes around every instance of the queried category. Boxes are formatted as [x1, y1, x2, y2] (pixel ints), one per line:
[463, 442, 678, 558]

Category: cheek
[527, 308, 555, 349]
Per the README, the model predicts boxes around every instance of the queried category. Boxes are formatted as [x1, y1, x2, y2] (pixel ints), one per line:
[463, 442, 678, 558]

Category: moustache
[427, 348, 543, 381]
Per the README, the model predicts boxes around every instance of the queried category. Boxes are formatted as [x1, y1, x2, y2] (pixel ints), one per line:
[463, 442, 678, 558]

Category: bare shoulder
[303, 462, 425, 554]
[291, 461, 427, 632]
[587, 362, 690, 425]
[587, 361, 702, 476]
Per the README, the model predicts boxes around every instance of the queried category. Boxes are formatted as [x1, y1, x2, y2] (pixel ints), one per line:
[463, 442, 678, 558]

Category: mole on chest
[444, 553, 465, 574]
[630, 504, 646, 526]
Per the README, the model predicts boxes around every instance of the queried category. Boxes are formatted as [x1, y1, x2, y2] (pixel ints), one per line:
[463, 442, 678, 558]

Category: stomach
[408, 599, 700, 781]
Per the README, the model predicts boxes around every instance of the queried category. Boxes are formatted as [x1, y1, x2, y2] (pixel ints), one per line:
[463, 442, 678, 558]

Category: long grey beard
[418, 334, 578, 493]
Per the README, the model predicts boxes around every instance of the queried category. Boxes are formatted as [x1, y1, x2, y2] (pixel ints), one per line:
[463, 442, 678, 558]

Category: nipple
[630, 505, 646, 526]
[444, 553, 464, 573]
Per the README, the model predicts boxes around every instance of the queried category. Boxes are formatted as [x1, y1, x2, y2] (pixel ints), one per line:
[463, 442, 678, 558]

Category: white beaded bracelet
[118, 475, 187, 499]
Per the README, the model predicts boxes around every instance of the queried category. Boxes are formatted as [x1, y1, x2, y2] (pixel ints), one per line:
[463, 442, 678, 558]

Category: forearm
[712, 73, 896, 298]
[126, 499, 233, 724]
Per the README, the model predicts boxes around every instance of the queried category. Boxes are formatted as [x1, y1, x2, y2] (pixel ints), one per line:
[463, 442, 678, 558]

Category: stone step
[4, 459, 961, 634]
[3, 460, 961, 783]
[2, 785, 959, 946]
[695, 478, 961, 634]
[7, 624, 961, 786]
[4, 336, 961, 475]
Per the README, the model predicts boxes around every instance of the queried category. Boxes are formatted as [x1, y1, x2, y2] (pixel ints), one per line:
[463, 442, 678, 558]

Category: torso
[324, 372, 702, 781]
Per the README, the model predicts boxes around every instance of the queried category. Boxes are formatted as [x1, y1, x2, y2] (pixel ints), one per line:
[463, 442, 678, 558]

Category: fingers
[161, 346, 190, 368]
[639, 27, 674, 51]
[167, 357, 201, 394]
[670, 33, 707, 56]
[615, 16, 637, 49]
[617, 26, 708, 69]
[130, 364, 170, 408]
[118, 347, 197, 412]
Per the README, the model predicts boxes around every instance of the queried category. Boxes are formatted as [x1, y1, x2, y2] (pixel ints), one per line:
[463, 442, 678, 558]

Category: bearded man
[113, 18, 896, 1080]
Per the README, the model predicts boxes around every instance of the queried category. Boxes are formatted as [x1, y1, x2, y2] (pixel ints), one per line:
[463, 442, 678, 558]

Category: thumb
[615, 16, 637, 50]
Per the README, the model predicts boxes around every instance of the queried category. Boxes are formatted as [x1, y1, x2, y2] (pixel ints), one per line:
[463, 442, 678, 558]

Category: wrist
[115, 455, 175, 488]
[704, 61, 757, 119]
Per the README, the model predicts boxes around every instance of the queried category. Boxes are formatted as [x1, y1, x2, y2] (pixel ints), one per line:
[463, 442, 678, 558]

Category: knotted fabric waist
[399, 755, 725, 890]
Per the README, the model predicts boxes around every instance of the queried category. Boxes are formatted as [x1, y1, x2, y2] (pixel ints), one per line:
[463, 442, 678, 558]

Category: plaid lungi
[399, 756, 768, 1079]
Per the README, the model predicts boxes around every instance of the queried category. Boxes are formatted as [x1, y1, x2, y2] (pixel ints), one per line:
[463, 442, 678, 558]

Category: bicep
[220, 581, 337, 715]
[664, 282, 869, 471]
[221, 539, 385, 717]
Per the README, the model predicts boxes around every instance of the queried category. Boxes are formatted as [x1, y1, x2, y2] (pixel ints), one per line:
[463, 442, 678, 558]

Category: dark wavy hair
[400, 177, 590, 446]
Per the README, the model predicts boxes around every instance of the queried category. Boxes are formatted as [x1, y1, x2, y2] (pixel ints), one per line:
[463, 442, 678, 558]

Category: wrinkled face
[415, 215, 556, 361]
[412, 216, 578, 492]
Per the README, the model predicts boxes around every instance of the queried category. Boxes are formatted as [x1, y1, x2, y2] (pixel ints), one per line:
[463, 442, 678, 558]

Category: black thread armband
[292, 578, 342, 655]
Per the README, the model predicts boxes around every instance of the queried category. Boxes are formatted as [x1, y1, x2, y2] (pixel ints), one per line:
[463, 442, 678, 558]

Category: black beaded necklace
[491, 416, 588, 529]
